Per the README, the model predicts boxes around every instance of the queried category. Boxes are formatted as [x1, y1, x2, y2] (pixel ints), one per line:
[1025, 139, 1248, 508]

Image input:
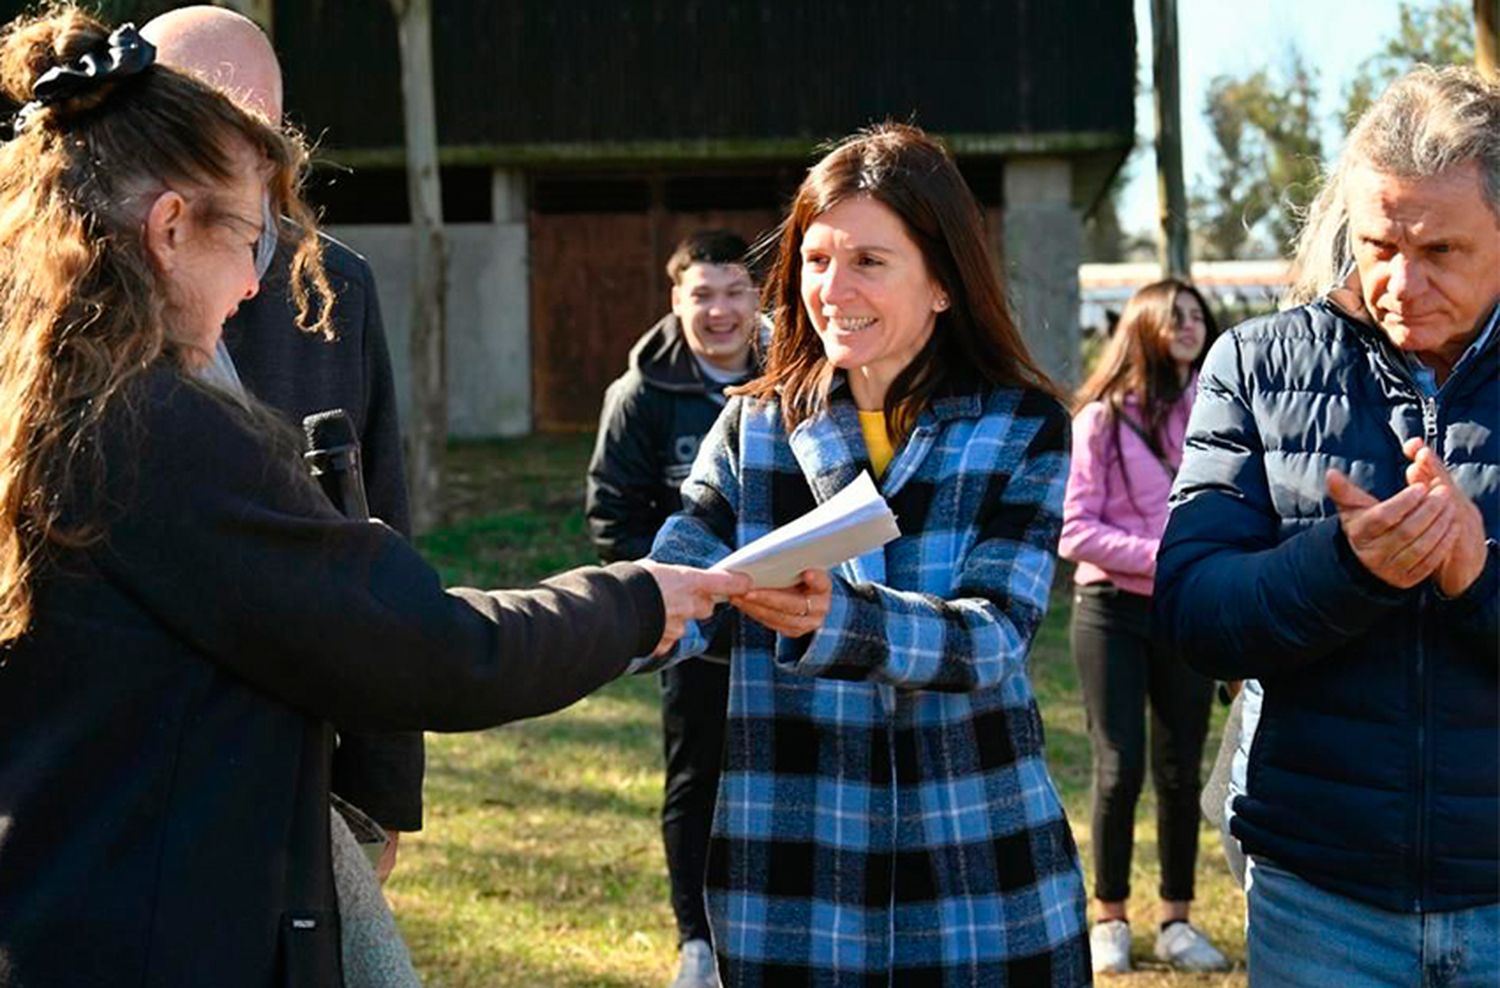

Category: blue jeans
[1247, 857, 1500, 987]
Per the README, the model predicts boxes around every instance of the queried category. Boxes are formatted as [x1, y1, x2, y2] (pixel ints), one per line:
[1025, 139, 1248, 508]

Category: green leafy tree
[1244, 51, 1323, 251]
[1342, 0, 1474, 128]
[1192, 1, 1474, 260]
[1191, 49, 1322, 258]
[1191, 74, 1271, 259]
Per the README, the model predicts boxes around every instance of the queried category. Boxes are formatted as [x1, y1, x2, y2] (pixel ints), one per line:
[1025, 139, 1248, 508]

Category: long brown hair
[739, 123, 1057, 442]
[0, 4, 334, 644]
[1074, 279, 1217, 458]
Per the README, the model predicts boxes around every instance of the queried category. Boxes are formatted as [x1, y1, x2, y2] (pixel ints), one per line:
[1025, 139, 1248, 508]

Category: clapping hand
[638, 561, 752, 657]
[730, 568, 833, 638]
[1325, 438, 1478, 593]
[1401, 438, 1486, 597]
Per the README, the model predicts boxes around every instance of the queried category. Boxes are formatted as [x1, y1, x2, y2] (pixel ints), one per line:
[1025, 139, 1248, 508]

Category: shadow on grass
[425, 758, 657, 820]
[413, 832, 661, 894]
[400, 910, 654, 988]
[397, 835, 671, 987]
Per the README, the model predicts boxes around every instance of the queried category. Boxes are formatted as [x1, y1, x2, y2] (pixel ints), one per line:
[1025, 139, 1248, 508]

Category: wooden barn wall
[268, 0, 1134, 152]
[529, 196, 783, 432]
[526, 161, 1007, 432]
[0, 3, 1134, 152]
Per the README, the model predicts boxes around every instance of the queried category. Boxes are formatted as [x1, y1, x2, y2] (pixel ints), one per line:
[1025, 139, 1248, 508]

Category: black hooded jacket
[586, 314, 754, 562]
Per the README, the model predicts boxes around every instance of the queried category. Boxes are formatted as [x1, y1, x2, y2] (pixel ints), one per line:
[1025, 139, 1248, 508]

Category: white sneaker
[669, 938, 720, 988]
[1154, 921, 1230, 972]
[1089, 919, 1132, 974]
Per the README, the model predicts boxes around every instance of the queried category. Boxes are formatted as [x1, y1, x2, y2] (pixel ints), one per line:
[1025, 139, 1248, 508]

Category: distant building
[1079, 260, 1293, 337]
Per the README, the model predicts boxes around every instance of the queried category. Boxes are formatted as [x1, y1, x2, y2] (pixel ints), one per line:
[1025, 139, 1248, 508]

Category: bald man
[143, 7, 421, 872]
[143, 6, 281, 119]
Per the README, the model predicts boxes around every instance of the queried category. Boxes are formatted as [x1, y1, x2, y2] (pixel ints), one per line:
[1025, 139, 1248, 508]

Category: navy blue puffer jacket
[1154, 298, 1498, 913]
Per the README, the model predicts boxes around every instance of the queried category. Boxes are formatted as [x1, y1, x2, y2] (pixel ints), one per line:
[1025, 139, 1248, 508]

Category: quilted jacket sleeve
[1437, 540, 1498, 659]
[1151, 332, 1412, 680]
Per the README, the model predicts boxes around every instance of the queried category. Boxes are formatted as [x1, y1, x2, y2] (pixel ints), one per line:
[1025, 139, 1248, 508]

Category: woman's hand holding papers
[731, 568, 832, 638]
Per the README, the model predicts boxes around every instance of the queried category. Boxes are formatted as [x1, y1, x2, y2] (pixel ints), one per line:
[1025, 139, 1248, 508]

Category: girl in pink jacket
[1060, 280, 1229, 975]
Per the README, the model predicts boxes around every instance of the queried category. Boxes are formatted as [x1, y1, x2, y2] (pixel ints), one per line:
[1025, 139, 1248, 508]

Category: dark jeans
[1071, 583, 1214, 903]
[660, 657, 729, 944]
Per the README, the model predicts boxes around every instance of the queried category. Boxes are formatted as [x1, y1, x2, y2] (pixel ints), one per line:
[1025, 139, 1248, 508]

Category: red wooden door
[529, 206, 780, 431]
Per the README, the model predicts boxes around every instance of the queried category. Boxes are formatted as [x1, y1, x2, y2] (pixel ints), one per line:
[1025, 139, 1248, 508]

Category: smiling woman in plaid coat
[646, 124, 1090, 987]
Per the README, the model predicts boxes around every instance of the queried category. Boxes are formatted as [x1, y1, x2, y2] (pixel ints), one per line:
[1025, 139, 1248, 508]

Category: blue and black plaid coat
[647, 378, 1089, 987]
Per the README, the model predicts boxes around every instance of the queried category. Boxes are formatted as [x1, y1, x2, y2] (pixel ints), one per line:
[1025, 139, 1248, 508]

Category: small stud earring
[935, 296, 950, 312]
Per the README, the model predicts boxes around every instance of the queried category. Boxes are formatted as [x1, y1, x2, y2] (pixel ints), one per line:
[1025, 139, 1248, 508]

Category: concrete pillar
[1002, 158, 1082, 387]
[492, 167, 527, 224]
[474, 167, 531, 435]
[330, 222, 533, 439]
[449, 167, 531, 436]
[329, 167, 532, 439]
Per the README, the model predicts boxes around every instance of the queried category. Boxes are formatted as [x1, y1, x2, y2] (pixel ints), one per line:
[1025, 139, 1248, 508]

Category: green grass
[398, 435, 1247, 987]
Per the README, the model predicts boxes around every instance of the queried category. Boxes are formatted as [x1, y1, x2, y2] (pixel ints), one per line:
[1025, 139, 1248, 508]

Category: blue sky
[1120, 0, 1406, 238]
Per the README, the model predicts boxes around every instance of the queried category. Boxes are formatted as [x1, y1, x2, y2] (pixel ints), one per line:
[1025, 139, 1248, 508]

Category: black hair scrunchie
[14, 24, 156, 133]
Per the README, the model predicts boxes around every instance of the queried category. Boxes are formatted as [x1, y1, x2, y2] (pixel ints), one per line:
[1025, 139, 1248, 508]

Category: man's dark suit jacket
[223, 234, 422, 831]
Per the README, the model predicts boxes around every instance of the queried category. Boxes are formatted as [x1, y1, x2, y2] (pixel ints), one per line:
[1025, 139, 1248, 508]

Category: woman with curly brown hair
[0, 7, 742, 986]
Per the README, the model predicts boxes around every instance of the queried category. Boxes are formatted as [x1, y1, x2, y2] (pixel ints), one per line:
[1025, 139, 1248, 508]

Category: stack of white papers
[710, 472, 900, 588]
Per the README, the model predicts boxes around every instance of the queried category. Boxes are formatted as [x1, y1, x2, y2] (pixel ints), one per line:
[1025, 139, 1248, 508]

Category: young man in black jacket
[586, 231, 759, 988]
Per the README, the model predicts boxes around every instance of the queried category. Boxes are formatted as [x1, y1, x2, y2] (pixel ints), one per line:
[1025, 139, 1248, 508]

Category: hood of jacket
[629, 314, 713, 395]
[629, 313, 762, 395]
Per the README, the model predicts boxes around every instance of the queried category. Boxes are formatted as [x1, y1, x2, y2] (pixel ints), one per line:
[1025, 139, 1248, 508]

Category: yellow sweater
[858, 410, 894, 478]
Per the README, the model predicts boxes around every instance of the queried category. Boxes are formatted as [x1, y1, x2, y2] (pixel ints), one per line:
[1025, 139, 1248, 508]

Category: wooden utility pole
[390, 0, 448, 532]
[1151, 0, 1190, 278]
[213, 0, 272, 33]
[1478, 0, 1499, 80]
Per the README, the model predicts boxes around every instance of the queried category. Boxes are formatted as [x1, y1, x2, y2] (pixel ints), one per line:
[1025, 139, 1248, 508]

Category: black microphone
[303, 409, 371, 521]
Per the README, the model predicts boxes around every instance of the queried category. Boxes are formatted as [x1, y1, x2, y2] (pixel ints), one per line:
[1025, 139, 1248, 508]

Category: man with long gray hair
[1154, 65, 1497, 985]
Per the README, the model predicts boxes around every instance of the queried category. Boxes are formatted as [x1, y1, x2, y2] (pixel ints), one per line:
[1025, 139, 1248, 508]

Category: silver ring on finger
[802, 596, 812, 617]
